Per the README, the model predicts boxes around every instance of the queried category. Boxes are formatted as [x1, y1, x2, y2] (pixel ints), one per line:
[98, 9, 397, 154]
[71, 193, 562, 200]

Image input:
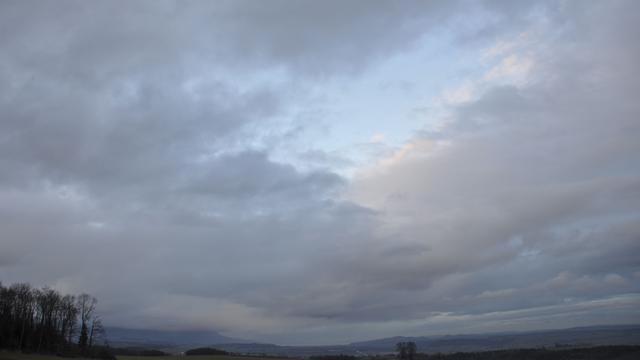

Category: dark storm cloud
[1, 0, 638, 345]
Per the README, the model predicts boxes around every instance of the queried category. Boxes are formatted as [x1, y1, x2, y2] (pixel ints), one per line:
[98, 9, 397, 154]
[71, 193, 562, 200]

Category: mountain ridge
[105, 324, 640, 355]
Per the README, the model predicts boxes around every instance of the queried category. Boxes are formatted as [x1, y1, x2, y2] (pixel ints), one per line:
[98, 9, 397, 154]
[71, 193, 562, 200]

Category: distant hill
[104, 324, 640, 356]
[105, 327, 248, 349]
[216, 325, 640, 356]
[347, 324, 640, 353]
[216, 342, 357, 357]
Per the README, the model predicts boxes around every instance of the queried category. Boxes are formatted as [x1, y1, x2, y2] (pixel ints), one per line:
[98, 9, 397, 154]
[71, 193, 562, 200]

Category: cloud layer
[1, 0, 639, 345]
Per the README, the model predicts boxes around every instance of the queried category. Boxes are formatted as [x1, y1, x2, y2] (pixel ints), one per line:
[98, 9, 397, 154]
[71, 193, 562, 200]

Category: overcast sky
[1, 0, 639, 345]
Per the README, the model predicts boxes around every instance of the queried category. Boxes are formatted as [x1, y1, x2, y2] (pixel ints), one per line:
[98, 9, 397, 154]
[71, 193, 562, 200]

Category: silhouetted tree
[77, 293, 97, 351]
[88, 316, 105, 347]
[407, 341, 417, 360]
[397, 342, 417, 360]
[79, 322, 89, 350]
[185, 347, 230, 356]
[397, 342, 407, 360]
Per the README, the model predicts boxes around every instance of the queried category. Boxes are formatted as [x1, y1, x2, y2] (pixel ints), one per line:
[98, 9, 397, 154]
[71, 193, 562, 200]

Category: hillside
[215, 325, 640, 356]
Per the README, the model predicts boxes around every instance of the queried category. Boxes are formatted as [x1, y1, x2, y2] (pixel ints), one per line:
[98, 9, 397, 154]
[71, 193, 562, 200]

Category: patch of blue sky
[279, 29, 488, 175]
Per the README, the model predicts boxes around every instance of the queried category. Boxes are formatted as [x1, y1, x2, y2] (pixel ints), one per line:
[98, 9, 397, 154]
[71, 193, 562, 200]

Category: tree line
[0, 281, 105, 354]
[184, 347, 230, 356]
[309, 355, 357, 360]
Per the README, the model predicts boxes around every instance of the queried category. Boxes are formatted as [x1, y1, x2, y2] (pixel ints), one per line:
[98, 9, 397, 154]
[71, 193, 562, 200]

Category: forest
[0, 282, 105, 356]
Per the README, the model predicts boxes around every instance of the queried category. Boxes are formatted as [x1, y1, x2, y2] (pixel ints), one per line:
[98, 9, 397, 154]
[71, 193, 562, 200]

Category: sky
[1, 0, 639, 346]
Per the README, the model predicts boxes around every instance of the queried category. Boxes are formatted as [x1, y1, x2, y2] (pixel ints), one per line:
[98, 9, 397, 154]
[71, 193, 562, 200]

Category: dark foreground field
[414, 345, 640, 360]
[0, 353, 287, 360]
[118, 356, 287, 360]
[3, 347, 640, 360]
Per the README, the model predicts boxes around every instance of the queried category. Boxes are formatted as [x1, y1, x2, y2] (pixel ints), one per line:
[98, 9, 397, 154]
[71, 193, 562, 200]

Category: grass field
[0, 352, 91, 360]
[0, 353, 288, 360]
[118, 356, 289, 360]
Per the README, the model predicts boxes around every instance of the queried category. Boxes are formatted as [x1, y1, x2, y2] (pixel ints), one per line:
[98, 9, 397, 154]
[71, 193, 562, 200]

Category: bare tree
[407, 341, 417, 360]
[76, 294, 96, 350]
[88, 316, 104, 347]
[396, 342, 407, 360]
[59, 295, 78, 347]
[13, 283, 34, 351]
[396, 342, 417, 360]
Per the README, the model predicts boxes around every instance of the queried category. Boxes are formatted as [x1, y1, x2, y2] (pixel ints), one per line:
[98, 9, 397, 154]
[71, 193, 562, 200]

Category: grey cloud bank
[1, 0, 639, 345]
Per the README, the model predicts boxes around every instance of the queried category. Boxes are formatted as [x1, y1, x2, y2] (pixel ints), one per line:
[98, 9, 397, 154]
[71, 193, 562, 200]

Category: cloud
[1, 0, 639, 346]
[343, 0, 640, 328]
